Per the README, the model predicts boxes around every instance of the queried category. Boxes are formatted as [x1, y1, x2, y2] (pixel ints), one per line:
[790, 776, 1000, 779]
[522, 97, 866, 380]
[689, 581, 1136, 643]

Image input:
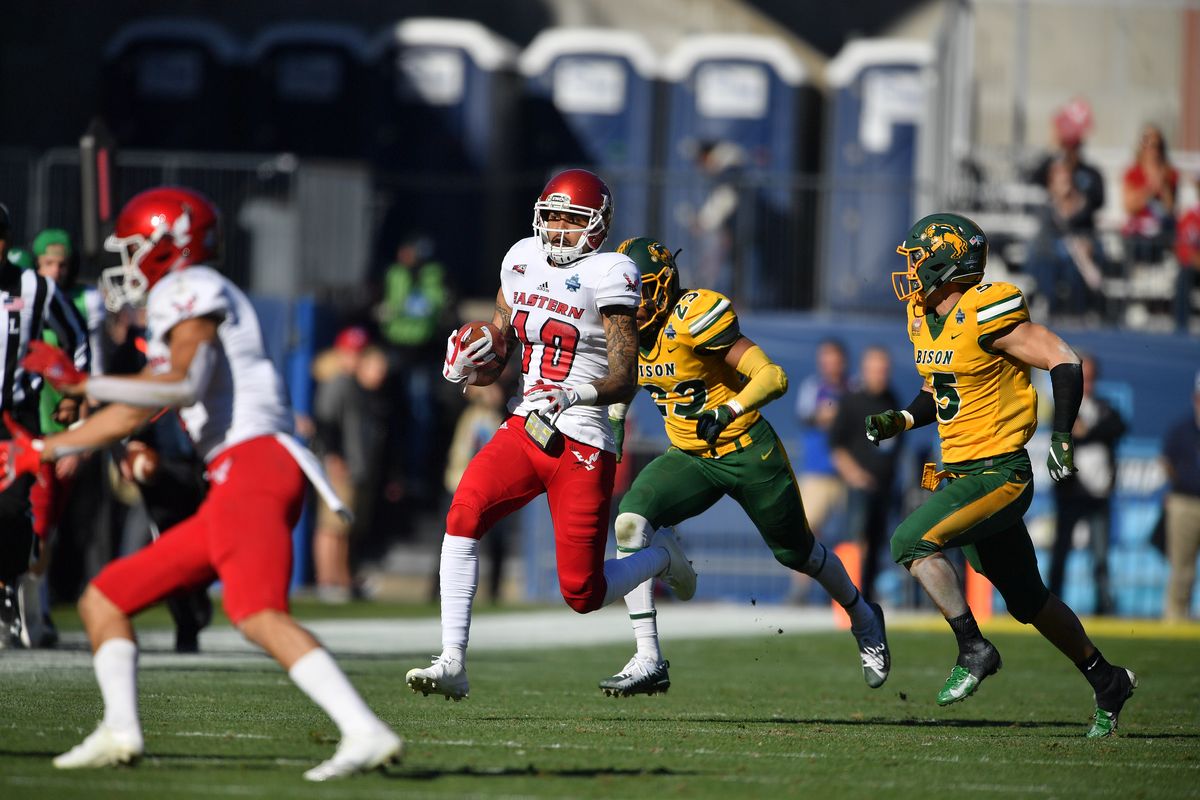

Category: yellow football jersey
[906, 281, 1038, 464]
[639, 288, 761, 453]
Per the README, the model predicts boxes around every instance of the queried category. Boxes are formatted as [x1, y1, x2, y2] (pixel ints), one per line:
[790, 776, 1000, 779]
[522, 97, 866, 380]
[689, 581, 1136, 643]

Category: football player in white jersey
[404, 169, 697, 700]
[5, 187, 401, 780]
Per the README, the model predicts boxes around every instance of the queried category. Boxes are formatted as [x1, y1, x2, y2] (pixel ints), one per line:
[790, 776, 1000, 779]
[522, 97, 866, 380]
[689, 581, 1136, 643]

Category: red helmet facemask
[531, 169, 613, 266]
[101, 186, 220, 311]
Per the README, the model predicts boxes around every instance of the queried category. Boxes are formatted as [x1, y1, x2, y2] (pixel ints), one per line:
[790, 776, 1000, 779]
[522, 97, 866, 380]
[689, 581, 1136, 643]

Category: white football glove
[443, 327, 496, 385]
[524, 381, 579, 417]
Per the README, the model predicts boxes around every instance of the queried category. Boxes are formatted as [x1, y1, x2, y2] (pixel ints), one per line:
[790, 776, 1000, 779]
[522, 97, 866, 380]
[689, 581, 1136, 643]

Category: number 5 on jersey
[931, 372, 961, 422]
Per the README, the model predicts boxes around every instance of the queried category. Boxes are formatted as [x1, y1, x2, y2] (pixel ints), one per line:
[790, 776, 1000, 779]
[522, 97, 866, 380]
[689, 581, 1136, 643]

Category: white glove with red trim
[442, 327, 496, 384]
[524, 381, 580, 417]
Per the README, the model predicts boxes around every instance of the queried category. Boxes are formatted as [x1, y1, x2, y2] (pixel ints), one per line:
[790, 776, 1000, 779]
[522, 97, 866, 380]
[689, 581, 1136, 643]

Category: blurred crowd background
[1, 0, 1198, 623]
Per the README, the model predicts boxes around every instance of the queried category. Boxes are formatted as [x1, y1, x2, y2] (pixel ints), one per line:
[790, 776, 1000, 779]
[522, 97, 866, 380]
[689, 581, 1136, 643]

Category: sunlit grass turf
[2, 607, 1197, 799]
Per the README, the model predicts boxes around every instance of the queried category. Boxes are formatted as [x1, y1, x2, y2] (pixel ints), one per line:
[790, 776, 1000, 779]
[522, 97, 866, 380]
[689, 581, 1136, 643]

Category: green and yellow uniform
[908, 281, 1037, 463]
[890, 282, 1048, 621]
[619, 289, 814, 570]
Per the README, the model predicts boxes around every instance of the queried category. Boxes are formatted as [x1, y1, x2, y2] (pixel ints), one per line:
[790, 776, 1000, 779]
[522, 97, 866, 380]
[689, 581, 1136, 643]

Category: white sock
[602, 547, 668, 607]
[289, 647, 385, 737]
[614, 515, 662, 662]
[439, 534, 479, 662]
[806, 542, 873, 628]
[93, 638, 140, 735]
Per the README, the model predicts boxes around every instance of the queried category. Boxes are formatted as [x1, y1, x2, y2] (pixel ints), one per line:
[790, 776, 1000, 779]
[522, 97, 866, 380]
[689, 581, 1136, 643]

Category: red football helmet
[532, 169, 613, 266]
[101, 186, 220, 311]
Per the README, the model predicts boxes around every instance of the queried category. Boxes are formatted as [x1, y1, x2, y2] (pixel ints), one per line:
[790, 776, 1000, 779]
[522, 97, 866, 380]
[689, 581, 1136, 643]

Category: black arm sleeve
[904, 389, 937, 429]
[1050, 362, 1084, 434]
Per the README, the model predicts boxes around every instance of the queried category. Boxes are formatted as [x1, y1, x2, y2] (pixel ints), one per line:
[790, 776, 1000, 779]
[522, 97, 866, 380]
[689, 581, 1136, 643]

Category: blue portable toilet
[822, 39, 933, 313]
[367, 18, 519, 291]
[102, 19, 242, 150]
[245, 23, 370, 158]
[659, 35, 817, 309]
[518, 28, 659, 244]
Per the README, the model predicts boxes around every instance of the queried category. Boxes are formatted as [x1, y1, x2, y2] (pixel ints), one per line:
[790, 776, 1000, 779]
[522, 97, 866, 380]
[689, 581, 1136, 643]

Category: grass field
[1, 602, 1197, 799]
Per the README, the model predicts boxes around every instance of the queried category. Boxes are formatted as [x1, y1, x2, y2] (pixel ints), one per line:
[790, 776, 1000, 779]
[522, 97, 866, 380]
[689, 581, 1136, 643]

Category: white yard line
[1, 603, 841, 668]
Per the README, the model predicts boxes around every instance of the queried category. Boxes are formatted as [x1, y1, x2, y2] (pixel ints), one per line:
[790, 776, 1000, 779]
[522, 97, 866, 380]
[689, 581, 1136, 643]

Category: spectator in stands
[1174, 174, 1200, 333]
[1161, 370, 1200, 621]
[311, 326, 370, 603]
[789, 338, 849, 602]
[1027, 98, 1107, 317]
[1121, 125, 1178, 265]
[828, 346, 902, 603]
[312, 328, 392, 600]
[1047, 353, 1126, 615]
[682, 139, 745, 299]
[375, 234, 451, 506]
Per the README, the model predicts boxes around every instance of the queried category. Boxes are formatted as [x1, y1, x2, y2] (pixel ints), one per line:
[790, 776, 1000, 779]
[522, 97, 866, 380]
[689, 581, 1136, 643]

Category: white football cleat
[651, 529, 696, 601]
[599, 655, 671, 697]
[303, 728, 404, 781]
[53, 724, 143, 769]
[405, 654, 469, 700]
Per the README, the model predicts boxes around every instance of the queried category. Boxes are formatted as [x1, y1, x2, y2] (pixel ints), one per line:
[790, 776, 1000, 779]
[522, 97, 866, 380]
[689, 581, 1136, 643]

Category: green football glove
[608, 415, 625, 463]
[1047, 431, 1076, 482]
[695, 404, 738, 447]
[864, 410, 906, 446]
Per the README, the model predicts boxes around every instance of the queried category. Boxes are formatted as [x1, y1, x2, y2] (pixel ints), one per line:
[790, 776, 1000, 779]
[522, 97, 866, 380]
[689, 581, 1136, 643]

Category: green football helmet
[616, 236, 681, 334]
[893, 212, 988, 302]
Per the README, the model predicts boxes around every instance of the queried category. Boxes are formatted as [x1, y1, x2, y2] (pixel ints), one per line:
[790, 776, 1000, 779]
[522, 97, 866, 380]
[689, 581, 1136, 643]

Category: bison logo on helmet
[646, 240, 672, 264]
[922, 223, 968, 259]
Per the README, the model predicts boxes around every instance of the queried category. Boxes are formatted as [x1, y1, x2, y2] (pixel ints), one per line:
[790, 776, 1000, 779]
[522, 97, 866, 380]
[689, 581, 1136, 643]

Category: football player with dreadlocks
[867, 212, 1136, 737]
[599, 238, 889, 697]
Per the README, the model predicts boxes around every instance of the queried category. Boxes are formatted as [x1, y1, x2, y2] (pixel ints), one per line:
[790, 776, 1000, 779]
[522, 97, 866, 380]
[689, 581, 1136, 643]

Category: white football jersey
[500, 237, 640, 451]
[145, 266, 293, 461]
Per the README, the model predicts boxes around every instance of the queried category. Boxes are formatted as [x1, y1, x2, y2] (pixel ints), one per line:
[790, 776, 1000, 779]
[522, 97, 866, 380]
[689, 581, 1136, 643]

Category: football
[122, 441, 160, 484]
[456, 320, 508, 386]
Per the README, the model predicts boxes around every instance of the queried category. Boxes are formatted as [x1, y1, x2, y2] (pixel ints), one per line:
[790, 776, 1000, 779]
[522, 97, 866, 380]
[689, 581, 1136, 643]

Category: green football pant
[618, 420, 815, 570]
[890, 450, 1049, 623]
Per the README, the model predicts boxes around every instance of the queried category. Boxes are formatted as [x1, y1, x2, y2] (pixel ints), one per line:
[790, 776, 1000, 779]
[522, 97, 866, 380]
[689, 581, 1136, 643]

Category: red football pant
[30, 463, 72, 539]
[446, 416, 615, 613]
[92, 436, 305, 624]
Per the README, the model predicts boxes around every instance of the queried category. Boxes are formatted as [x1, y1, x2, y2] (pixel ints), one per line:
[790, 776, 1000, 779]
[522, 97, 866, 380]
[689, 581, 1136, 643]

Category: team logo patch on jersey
[664, 324, 677, 341]
[911, 318, 922, 334]
[173, 295, 197, 315]
[623, 273, 639, 293]
[537, 281, 550, 292]
[565, 274, 581, 292]
[955, 309, 965, 324]
[571, 449, 600, 471]
[511, 263, 526, 274]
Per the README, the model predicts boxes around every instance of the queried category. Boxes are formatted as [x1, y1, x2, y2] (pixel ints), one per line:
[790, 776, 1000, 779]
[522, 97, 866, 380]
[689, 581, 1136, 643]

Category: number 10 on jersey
[512, 309, 580, 382]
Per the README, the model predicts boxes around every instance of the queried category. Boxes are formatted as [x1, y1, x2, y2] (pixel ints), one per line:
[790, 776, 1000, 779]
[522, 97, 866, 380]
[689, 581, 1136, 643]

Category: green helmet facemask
[616, 236, 681, 334]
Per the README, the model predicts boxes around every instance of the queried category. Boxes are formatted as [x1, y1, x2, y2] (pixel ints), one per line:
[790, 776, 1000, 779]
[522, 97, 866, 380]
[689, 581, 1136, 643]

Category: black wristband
[904, 390, 937, 429]
[1050, 362, 1083, 433]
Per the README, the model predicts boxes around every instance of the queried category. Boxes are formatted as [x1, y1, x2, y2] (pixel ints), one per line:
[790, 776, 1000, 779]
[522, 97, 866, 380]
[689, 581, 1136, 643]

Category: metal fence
[2, 146, 1195, 330]
[0, 147, 374, 299]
